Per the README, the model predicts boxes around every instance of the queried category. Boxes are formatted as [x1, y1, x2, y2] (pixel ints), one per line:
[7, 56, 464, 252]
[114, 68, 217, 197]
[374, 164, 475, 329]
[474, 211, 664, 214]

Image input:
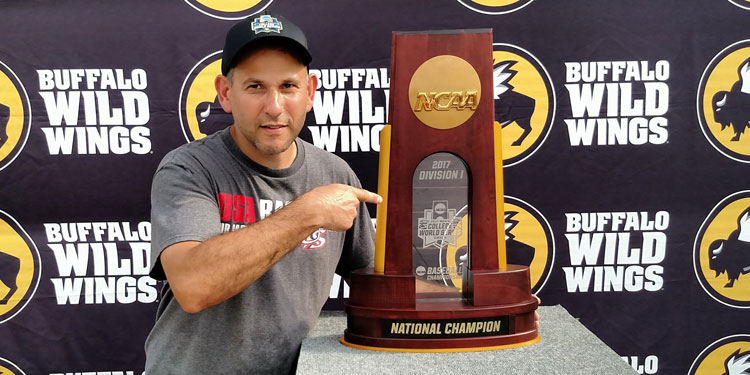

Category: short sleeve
[335, 173, 376, 278]
[148, 155, 220, 280]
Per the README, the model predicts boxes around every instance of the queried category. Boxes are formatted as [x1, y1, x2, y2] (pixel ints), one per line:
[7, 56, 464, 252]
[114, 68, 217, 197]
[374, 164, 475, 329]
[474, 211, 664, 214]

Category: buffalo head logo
[709, 207, 750, 287]
[437, 200, 554, 293]
[725, 349, 750, 375]
[493, 61, 535, 147]
[195, 95, 232, 137]
[712, 58, 750, 142]
[0, 250, 20, 305]
[0, 102, 9, 149]
[182, 0, 273, 20]
[505, 211, 534, 267]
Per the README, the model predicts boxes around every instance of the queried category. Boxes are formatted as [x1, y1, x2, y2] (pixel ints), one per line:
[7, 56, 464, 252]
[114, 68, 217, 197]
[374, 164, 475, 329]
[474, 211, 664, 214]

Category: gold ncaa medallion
[409, 55, 481, 130]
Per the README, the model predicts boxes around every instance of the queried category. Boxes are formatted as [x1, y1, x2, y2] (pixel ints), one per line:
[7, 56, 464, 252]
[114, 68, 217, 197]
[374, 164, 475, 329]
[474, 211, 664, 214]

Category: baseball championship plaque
[342, 30, 539, 351]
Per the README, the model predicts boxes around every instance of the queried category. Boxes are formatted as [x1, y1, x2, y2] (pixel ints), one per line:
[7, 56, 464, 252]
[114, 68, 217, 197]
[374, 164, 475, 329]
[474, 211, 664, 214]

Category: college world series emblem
[697, 40, 750, 163]
[251, 15, 282, 34]
[694, 190, 750, 308]
[417, 200, 461, 249]
[492, 43, 555, 167]
[0, 60, 31, 172]
[689, 334, 750, 375]
[0, 210, 41, 324]
[179, 51, 233, 143]
[182, 0, 272, 20]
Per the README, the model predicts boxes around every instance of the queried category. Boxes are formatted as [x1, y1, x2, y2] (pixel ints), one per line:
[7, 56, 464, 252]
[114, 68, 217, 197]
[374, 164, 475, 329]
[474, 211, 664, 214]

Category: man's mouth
[261, 124, 286, 129]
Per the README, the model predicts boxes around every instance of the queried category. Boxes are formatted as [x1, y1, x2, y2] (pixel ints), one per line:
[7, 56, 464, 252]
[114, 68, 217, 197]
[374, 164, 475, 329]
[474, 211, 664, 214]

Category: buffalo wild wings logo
[563, 59, 670, 148]
[182, 0, 272, 20]
[0, 357, 26, 375]
[726, 0, 750, 10]
[0, 60, 31, 172]
[725, 350, 750, 375]
[456, 0, 534, 15]
[44, 222, 157, 305]
[179, 51, 233, 143]
[689, 334, 750, 375]
[493, 44, 555, 167]
[694, 190, 750, 308]
[502, 196, 554, 293]
[307, 66, 390, 153]
[437, 196, 554, 293]
[563, 210, 669, 293]
[37, 68, 151, 155]
[697, 40, 750, 163]
[0, 211, 41, 324]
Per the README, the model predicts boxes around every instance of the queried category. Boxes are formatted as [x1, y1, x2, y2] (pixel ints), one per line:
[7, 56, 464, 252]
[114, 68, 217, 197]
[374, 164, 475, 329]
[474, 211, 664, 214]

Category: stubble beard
[253, 136, 295, 156]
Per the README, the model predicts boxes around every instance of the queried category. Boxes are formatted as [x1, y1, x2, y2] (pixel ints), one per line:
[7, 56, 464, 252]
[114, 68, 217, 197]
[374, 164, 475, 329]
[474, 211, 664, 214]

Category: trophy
[342, 29, 539, 351]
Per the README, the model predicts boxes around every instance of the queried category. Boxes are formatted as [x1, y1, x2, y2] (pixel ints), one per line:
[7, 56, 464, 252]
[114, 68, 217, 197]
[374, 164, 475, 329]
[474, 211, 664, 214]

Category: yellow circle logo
[0, 61, 31, 172]
[493, 44, 555, 167]
[697, 40, 750, 163]
[456, 0, 534, 15]
[0, 211, 40, 324]
[179, 51, 233, 142]
[694, 191, 750, 308]
[441, 196, 554, 293]
[408, 55, 481, 130]
[726, 0, 750, 10]
[183, 0, 272, 20]
[689, 335, 750, 375]
[0, 357, 25, 375]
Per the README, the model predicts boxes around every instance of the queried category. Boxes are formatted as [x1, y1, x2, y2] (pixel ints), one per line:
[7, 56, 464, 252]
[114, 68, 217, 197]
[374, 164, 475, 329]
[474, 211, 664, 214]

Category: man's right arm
[159, 183, 381, 314]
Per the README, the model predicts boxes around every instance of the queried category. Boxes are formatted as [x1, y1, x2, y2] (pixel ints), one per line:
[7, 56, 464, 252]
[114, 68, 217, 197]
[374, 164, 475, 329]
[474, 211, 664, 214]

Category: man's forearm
[159, 183, 381, 313]
[161, 198, 321, 313]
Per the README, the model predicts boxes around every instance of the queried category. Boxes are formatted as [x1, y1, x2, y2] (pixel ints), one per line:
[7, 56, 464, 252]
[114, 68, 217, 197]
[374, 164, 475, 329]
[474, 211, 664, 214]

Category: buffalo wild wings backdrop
[1, 1, 749, 374]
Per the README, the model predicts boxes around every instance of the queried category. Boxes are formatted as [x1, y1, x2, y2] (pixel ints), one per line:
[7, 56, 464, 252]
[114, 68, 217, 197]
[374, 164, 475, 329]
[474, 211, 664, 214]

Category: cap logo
[251, 15, 283, 34]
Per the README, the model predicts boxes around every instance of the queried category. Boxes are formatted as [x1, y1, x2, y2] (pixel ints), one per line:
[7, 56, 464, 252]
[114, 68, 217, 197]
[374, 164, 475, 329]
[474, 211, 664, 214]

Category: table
[298, 305, 637, 374]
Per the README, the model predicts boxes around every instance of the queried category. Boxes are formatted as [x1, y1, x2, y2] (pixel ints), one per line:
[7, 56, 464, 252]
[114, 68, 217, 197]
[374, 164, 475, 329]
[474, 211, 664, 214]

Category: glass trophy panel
[412, 152, 469, 300]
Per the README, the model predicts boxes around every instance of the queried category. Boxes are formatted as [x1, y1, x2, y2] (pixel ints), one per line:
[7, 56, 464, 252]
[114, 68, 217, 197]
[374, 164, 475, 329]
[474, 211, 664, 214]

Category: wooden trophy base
[342, 265, 539, 352]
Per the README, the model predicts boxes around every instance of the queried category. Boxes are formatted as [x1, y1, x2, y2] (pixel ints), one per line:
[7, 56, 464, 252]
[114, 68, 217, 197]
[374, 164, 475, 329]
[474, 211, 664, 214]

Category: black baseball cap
[221, 13, 312, 76]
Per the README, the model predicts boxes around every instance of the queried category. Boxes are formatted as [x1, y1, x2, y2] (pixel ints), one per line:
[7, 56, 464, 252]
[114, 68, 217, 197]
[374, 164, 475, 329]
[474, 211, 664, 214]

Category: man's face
[216, 48, 317, 166]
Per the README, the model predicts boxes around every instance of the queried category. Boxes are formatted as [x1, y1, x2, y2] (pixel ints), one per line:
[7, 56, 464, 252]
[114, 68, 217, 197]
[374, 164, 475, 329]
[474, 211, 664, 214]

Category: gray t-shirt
[145, 128, 374, 374]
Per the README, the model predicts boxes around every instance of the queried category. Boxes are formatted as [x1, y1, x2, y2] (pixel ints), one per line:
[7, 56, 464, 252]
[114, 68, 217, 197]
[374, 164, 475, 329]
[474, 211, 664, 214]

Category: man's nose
[264, 89, 283, 117]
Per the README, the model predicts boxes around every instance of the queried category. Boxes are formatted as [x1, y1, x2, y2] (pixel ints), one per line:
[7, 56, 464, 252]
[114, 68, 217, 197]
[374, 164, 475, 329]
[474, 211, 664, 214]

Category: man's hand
[534, 294, 541, 329]
[296, 184, 382, 231]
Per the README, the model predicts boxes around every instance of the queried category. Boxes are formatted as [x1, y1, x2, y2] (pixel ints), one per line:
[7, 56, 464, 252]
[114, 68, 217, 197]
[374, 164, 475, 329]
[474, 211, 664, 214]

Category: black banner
[1, 1, 749, 374]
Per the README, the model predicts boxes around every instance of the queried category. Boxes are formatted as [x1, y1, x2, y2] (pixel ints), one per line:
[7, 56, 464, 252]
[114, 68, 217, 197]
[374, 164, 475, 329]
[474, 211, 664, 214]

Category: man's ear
[215, 74, 232, 113]
[305, 72, 318, 113]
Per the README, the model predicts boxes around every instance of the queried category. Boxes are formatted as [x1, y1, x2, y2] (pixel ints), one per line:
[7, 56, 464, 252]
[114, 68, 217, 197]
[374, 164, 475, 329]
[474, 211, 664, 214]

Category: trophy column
[343, 30, 538, 351]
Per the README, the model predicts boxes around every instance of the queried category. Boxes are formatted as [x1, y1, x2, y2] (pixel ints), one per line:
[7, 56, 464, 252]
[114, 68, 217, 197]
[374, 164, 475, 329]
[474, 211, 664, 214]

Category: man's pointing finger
[353, 188, 383, 204]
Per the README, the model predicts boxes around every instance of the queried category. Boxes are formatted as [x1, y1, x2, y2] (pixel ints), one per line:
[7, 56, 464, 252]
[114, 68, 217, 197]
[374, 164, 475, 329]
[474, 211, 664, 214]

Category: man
[145, 13, 381, 374]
